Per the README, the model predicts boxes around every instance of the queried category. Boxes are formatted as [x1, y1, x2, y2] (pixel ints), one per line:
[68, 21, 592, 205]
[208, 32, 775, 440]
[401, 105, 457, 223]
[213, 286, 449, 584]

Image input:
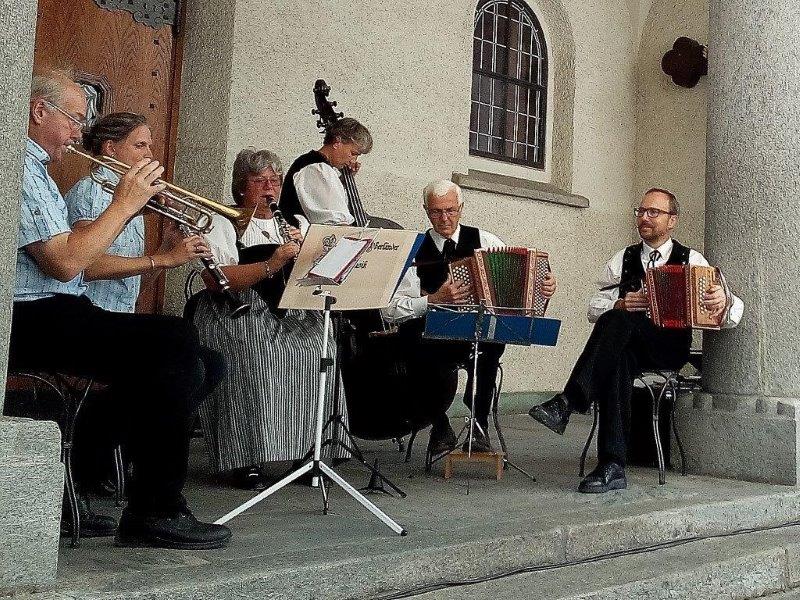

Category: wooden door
[33, 0, 185, 313]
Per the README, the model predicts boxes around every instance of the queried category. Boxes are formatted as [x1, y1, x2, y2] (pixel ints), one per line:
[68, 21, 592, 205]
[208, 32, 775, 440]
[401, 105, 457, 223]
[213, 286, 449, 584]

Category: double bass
[309, 80, 457, 443]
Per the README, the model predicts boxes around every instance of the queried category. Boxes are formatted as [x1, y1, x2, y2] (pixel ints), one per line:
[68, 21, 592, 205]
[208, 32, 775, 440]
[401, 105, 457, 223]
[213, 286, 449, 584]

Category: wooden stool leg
[444, 455, 453, 479]
[495, 454, 503, 480]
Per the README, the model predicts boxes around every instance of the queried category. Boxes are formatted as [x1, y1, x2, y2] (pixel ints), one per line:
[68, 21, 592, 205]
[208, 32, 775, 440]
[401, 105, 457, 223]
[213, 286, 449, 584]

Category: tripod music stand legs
[214, 293, 407, 536]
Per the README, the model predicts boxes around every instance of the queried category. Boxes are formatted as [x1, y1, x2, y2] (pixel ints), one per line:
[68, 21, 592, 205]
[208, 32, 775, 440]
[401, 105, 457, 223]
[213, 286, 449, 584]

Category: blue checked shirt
[65, 167, 145, 313]
[16, 139, 86, 301]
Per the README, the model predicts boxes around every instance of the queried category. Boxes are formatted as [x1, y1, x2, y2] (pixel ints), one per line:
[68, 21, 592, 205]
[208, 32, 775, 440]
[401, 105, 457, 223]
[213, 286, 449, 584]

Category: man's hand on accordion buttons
[617, 290, 649, 312]
[702, 283, 727, 317]
[542, 272, 557, 298]
[428, 277, 471, 305]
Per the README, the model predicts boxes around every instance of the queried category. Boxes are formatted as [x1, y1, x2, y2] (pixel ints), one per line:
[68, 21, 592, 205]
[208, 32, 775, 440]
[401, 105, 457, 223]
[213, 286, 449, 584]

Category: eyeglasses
[44, 100, 88, 130]
[634, 207, 675, 219]
[427, 206, 462, 218]
[251, 176, 282, 187]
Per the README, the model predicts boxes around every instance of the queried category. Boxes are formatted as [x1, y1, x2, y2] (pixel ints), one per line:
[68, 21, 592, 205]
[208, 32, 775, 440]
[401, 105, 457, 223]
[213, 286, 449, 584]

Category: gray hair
[30, 67, 77, 104]
[231, 147, 284, 200]
[422, 179, 463, 208]
[323, 117, 373, 154]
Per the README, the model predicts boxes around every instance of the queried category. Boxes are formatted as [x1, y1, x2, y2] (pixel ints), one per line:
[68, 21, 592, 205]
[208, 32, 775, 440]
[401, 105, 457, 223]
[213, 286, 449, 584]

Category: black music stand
[423, 303, 561, 480]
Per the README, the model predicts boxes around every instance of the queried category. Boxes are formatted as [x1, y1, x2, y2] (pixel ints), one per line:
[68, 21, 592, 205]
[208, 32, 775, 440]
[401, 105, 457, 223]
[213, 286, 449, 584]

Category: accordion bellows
[645, 264, 723, 329]
[448, 247, 551, 316]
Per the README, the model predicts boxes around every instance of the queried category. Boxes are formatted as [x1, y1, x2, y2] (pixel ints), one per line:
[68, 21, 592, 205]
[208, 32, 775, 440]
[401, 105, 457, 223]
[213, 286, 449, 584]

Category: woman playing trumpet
[65, 112, 210, 312]
[190, 147, 348, 489]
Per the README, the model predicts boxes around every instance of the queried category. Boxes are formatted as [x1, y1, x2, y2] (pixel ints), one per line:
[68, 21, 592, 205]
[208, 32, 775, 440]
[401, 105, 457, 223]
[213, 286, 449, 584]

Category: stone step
[412, 525, 800, 600]
[14, 492, 800, 600]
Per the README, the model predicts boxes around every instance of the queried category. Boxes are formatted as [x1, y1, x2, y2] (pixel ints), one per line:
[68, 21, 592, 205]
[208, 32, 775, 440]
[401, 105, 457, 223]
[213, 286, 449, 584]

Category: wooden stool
[443, 450, 504, 480]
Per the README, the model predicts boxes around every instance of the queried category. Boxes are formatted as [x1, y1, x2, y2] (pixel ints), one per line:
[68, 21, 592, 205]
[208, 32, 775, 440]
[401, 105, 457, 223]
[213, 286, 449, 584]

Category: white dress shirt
[292, 162, 355, 225]
[382, 224, 504, 324]
[588, 238, 744, 328]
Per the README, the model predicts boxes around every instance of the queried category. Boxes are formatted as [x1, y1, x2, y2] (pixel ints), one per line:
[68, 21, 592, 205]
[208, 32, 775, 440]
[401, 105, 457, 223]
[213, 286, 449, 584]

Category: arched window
[470, 0, 548, 168]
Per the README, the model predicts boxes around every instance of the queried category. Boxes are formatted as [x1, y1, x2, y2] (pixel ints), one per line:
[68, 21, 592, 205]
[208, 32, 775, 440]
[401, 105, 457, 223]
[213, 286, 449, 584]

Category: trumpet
[65, 145, 253, 235]
[66, 145, 251, 318]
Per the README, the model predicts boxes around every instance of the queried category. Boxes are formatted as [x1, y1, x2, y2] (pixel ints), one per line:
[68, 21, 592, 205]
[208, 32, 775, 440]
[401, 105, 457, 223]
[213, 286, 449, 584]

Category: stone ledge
[672, 396, 800, 485]
[452, 169, 589, 208]
[0, 417, 63, 593]
[679, 393, 800, 417]
[0, 417, 61, 459]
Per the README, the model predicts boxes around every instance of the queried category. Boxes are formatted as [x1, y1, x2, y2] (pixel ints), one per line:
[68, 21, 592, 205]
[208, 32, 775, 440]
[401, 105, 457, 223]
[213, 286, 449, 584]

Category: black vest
[619, 240, 690, 297]
[278, 150, 328, 227]
[416, 225, 482, 293]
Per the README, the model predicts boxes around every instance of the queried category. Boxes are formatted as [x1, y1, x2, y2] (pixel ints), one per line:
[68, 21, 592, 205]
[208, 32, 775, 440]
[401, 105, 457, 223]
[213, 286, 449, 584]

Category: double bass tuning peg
[311, 109, 319, 115]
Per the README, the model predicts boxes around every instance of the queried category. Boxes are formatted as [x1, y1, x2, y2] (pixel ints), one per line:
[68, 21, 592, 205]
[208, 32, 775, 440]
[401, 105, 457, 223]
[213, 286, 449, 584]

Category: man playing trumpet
[12, 67, 231, 549]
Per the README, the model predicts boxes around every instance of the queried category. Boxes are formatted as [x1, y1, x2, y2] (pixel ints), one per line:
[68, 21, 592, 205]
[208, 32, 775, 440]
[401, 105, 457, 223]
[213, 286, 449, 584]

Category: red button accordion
[644, 264, 724, 330]
[448, 247, 551, 316]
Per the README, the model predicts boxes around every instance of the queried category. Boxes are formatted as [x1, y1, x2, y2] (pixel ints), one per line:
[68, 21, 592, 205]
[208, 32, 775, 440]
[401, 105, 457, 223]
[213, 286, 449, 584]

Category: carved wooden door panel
[33, 0, 183, 313]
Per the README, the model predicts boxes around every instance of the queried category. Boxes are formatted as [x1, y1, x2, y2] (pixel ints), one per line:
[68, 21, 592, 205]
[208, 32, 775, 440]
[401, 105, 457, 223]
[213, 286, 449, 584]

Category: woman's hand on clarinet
[541, 272, 557, 298]
[287, 225, 303, 243]
[702, 283, 727, 317]
[268, 241, 300, 271]
[111, 159, 166, 217]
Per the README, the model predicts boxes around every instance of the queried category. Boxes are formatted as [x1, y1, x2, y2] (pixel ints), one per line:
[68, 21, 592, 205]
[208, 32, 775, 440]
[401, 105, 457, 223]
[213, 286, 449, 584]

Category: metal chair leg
[113, 445, 126, 507]
[579, 402, 598, 478]
[669, 379, 687, 476]
[643, 377, 667, 486]
[405, 430, 418, 463]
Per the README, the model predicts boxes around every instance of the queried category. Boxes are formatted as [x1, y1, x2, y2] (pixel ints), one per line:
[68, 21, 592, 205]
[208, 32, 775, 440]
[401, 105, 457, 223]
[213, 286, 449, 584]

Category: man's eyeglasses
[44, 100, 88, 130]
[634, 207, 675, 219]
[427, 206, 462, 218]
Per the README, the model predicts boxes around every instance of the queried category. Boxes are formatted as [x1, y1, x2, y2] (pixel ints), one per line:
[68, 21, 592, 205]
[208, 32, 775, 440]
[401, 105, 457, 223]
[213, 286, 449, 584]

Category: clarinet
[269, 201, 298, 246]
[179, 224, 250, 318]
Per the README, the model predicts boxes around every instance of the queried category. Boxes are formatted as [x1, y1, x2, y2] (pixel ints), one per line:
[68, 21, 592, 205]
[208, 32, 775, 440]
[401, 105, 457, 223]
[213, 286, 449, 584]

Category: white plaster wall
[634, 0, 709, 252]
[175, 0, 641, 392]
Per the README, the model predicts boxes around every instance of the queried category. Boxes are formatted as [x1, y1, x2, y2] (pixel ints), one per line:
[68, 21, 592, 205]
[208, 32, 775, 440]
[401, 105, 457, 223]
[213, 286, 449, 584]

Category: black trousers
[563, 310, 689, 466]
[401, 321, 505, 430]
[9, 294, 214, 515]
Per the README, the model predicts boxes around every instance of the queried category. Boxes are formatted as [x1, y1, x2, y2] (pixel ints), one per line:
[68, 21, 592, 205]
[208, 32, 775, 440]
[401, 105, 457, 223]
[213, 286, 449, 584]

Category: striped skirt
[192, 288, 348, 473]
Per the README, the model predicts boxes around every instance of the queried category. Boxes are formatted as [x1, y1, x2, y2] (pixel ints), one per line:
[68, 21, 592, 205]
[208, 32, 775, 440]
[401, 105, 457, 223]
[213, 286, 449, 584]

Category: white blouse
[203, 211, 310, 267]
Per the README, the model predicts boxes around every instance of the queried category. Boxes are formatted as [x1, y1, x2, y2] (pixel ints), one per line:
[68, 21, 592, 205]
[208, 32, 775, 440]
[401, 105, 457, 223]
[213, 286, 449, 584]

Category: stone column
[673, 0, 800, 484]
[0, 1, 65, 592]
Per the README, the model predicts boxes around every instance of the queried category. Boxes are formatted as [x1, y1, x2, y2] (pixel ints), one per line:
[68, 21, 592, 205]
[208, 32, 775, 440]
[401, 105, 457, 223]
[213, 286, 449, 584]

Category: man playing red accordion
[529, 188, 743, 493]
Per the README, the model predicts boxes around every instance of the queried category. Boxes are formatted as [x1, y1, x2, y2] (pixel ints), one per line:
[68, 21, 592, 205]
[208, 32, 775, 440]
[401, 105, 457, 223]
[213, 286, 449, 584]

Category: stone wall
[0, 0, 65, 591]
[172, 0, 642, 392]
[634, 0, 709, 252]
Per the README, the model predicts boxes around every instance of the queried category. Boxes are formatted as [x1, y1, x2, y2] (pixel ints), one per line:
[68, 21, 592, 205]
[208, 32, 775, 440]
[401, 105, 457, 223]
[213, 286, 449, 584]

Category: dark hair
[644, 187, 680, 215]
[82, 112, 147, 156]
[323, 117, 373, 154]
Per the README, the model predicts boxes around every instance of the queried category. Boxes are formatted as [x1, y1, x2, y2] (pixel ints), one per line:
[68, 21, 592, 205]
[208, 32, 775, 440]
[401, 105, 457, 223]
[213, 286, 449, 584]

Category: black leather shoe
[428, 422, 457, 456]
[230, 465, 263, 490]
[578, 461, 627, 493]
[115, 506, 232, 550]
[61, 494, 117, 538]
[461, 427, 492, 453]
[528, 394, 571, 435]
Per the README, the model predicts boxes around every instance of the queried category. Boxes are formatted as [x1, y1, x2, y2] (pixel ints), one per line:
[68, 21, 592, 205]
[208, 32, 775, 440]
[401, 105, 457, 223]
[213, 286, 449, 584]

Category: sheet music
[305, 236, 372, 284]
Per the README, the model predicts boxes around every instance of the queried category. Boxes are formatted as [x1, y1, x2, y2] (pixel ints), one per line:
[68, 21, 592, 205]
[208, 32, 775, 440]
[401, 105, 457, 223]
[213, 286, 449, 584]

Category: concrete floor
[35, 413, 800, 600]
